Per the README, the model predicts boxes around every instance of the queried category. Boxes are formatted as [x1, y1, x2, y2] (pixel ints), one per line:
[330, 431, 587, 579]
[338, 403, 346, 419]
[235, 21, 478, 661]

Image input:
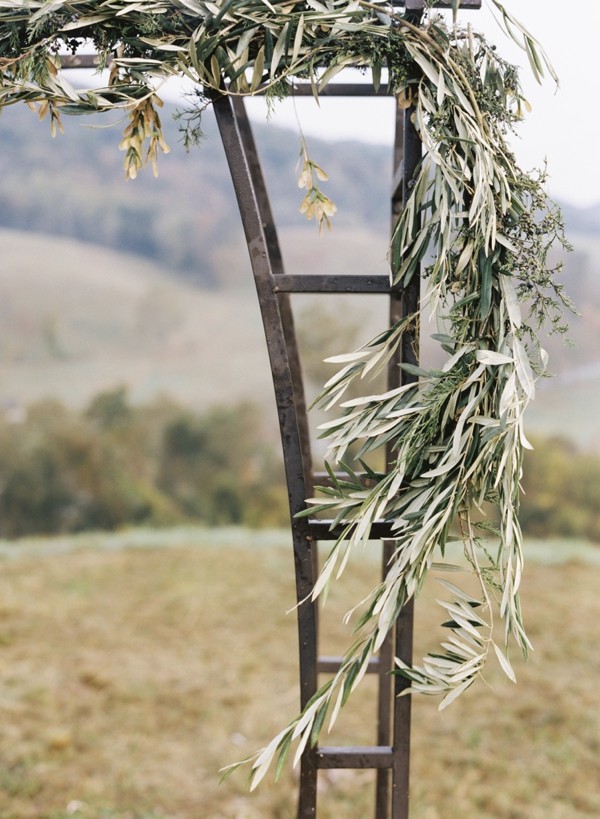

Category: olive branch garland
[0, 1, 553, 177]
[0, 0, 572, 790]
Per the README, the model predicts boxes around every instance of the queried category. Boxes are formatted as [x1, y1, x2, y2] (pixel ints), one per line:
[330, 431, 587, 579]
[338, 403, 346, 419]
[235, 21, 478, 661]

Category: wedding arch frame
[60, 2, 484, 815]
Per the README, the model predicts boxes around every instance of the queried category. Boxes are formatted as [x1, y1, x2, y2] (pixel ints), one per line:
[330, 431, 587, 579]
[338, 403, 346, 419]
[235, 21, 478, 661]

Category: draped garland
[0, 0, 571, 788]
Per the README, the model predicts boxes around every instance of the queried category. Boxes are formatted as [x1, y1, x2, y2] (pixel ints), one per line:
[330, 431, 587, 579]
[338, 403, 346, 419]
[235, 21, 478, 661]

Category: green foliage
[0, 0, 550, 192]
[0, 391, 590, 543]
[0, 390, 287, 539]
[0, 397, 153, 536]
[157, 401, 286, 526]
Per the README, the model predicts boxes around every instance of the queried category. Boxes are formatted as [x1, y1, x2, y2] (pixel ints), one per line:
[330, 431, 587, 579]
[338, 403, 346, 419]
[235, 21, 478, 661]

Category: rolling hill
[0, 101, 391, 288]
[1, 100, 599, 448]
[0, 224, 389, 417]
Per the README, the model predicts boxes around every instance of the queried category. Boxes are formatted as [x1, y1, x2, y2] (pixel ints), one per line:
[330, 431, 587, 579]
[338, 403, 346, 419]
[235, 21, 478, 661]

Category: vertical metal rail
[391, 106, 422, 818]
[229, 96, 314, 496]
[375, 5, 481, 813]
[210, 91, 321, 813]
[376, 31, 423, 818]
[229, 94, 322, 812]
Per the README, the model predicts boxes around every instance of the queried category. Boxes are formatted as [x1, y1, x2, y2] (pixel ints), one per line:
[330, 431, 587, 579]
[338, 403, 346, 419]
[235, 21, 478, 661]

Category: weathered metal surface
[307, 520, 398, 541]
[316, 747, 395, 769]
[317, 655, 381, 674]
[212, 72, 428, 814]
[270, 273, 400, 294]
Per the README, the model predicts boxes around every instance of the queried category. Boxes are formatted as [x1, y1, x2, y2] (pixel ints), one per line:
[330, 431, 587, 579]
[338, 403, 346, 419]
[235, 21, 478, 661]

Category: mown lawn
[0, 528, 598, 818]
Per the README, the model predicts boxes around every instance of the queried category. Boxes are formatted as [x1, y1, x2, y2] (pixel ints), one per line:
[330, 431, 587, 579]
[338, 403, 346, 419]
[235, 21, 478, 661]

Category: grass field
[0, 528, 598, 818]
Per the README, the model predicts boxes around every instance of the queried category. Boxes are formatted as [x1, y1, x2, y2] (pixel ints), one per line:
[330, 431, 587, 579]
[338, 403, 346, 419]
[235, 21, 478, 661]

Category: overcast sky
[243, 1, 598, 209]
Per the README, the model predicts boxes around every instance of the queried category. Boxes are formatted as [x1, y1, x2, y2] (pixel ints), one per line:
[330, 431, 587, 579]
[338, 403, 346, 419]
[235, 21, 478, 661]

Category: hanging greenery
[0, 0, 571, 789]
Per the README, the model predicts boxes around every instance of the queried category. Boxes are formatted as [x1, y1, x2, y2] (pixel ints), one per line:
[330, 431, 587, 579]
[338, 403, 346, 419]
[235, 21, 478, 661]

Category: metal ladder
[211, 4, 482, 816]
[212, 83, 414, 817]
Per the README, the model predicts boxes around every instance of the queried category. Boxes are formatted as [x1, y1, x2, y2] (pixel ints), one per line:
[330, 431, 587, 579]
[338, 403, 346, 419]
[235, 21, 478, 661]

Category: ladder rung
[402, 0, 481, 6]
[271, 274, 398, 294]
[285, 83, 391, 98]
[315, 746, 394, 769]
[318, 655, 381, 674]
[61, 54, 105, 69]
[308, 519, 396, 541]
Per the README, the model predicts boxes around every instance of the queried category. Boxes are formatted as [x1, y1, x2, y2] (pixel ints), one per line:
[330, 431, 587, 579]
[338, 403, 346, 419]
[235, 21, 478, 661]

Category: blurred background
[1, 97, 598, 541]
[1, 21, 600, 816]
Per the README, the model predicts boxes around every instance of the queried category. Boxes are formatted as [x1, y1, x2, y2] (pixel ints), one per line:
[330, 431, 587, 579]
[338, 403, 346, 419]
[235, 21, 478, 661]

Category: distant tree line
[0, 389, 597, 542]
[521, 436, 600, 543]
[0, 389, 288, 538]
[0, 103, 389, 290]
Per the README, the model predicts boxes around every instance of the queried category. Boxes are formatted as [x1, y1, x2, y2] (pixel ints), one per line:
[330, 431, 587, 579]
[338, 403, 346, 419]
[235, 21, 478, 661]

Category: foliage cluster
[0, 388, 288, 539]
[0, 387, 595, 544]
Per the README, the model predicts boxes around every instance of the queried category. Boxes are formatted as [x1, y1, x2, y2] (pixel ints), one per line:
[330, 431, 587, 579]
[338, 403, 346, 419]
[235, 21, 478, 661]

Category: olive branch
[0, 0, 572, 790]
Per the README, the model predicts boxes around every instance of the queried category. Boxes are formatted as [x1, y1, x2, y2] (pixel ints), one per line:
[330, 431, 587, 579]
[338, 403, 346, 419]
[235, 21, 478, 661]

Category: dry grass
[0, 528, 598, 818]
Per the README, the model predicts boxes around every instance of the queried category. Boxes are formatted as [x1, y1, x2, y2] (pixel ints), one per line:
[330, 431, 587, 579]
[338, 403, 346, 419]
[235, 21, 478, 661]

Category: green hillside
[0, 227, 270, 411]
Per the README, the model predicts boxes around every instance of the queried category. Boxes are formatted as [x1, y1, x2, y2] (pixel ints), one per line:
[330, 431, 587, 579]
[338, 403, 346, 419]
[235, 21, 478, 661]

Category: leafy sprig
[297, 135, 337, 232]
